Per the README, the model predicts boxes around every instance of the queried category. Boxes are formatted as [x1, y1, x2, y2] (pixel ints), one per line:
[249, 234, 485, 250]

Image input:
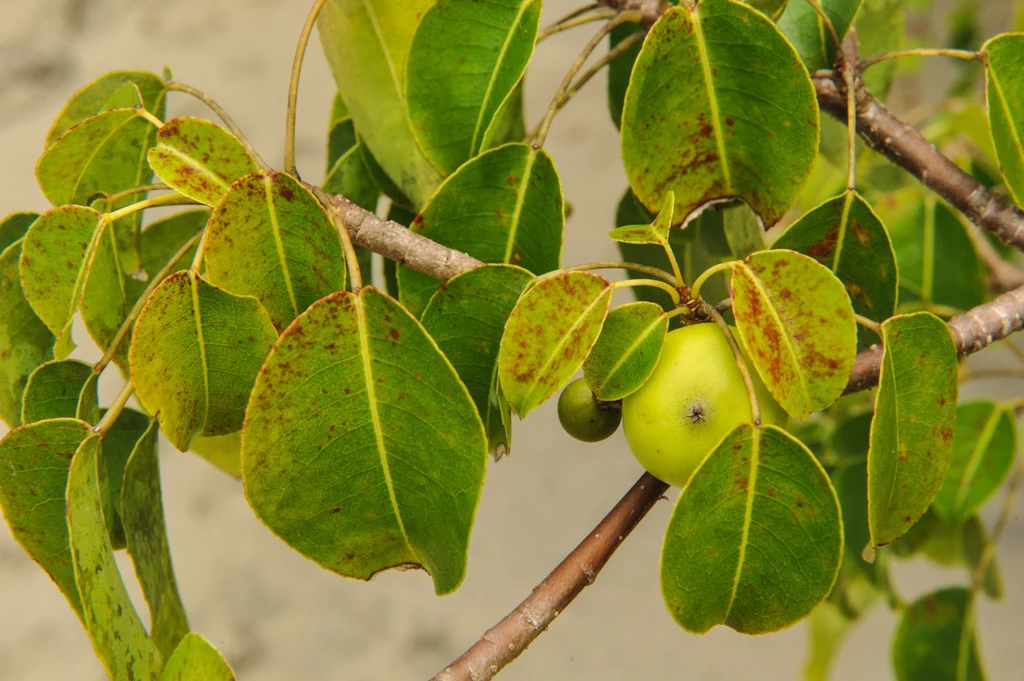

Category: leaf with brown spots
[147, 117, 259, 207]
[498, 271, 612, 417]
[773, 190, 897, 349]
[732, 249, 857, 420]
[20, 359, 96, 424]
[397, 142, 563, 317]
[892, 588, 984, 681]
[608, 191, 675, 247]
[203, 172, 346, 330]
[421, 264, 535, 458]
[932, 400, 1014, 526]
[867, 312, 958, 549]
[0, 418, 91, 620]
[68, 434, 163, 680]
[620, 1, 818, 227]
[46, 70, 166, 146]
[242, 287, 487, 595]
[19, 205, 106, 358]
[129, 270, 277, 451]
[661, 424, 842, 634]
[583, 301, 668, 401]
[160, 633, 235, 681]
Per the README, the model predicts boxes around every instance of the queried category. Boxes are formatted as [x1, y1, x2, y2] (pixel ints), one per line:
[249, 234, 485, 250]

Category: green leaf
[732, 249, 857, 420]
[68, 434, 163, 680]
[875, 190, 984, 314]
[984, 33, 1024, 208]
[804, 602, 855, 681]
[0, 211, 39, 254]
[608, 191, 675, 246]
[914, 513, 1003, 600]
[0, 418, 90, 618]
[203, 172, 346, 330]
[319, 0, 443, 207]
[129, 270, 278, 451]
[742, 0, 790, 18]
[160, 633, 235, 681]
[778, 0, 864, 71]
[242, 287, 487, 595]
[98, 407, 151, 550]
[324, 141, 381, 212]
[583, 302, 668, 401]
[81, 206, 133, 368]
[359, 140, 415, 209]
[498, 272, 612, 417]
[892, 588, 985, 681]
[46, 70, 166, 146]
[621, 1, 819, 227]
[407, 0, 540, 174]
[773, 191, 897, 348]
[189, 431, 242, 478]
[421, 264, 535, 458]
[397, 142, 563, 317]
[722, 202, 767, 259]
[855, 0, 903, 97]
[21, 360, 96, 424]
[20, 205, 105, 357]
[147, 117, 260, 207]
[933, 401, 1016, 525]
[128, 209, 208, 302]
[868, 312, 958, 549]
[661, 423, 842, 634]
[0, 240, 54, 427]
[122, 419, 190, 659]
[607, 21, 645, 129]
[485, 80, 527, 150]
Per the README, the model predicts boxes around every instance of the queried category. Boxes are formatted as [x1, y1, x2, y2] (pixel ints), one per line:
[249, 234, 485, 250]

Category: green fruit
[622, 323, 787, 487]
[558, 377, 622, 442]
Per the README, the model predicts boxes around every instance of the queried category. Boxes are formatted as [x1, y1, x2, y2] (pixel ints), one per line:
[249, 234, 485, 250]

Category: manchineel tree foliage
[2, 0, 1024, 679]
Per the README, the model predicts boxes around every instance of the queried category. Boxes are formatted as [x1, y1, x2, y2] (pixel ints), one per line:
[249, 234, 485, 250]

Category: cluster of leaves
[0, 0, 1022, 679]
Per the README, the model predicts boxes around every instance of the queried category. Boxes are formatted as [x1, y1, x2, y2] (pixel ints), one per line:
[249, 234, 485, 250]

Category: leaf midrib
[189, 273, 212, 440]
[593, 313, 666, 398]
[154, 143, 231, 199]
[262, 175, 300, 317]
[503, 149, 537, 263]
[725, 426, 759, 619]
[689, 4, 733, 194]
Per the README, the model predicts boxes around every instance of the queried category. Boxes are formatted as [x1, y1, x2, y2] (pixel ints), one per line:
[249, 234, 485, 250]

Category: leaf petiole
[689, 260, 736, 301]
[561, 261, 677, 285]
[705, 303, 761, 425]
[93, 381, 136, 435]
[284, 0, 329, 177]
[104, 192, 198, 223]
[612, 278, 680, 305]
[166, 81, 272, 172]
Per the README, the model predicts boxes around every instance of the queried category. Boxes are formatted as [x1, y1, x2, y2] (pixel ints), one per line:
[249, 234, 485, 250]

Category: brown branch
[431, 473, 669, 681]
[813, 74, 1024, 250]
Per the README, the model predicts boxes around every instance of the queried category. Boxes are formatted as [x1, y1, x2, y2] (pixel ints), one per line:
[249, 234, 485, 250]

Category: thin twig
[93, 382, 136, 435]
[801, 0, 842, 54]
[284, 0, 329, 177]
[859, 48, 981, 72]
[99, 183, 171, 208]
[430, 473, 669, 681]
[166, 81, 272, 172]
[553, 30, 644, 119]
[971, 464, 1022, 593]
[964, 219, 1024, 292]
[705, 303, 760, 425]
[536, 7, 618, 42]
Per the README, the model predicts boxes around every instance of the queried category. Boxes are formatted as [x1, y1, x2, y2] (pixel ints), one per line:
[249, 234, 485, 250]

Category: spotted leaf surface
[0, 241, 54, 427]
[621, 1, 818, 226]
[398, 143, 563, 317]
[732, 249, 857, 420]
[122, 419, 190, 659]
[68, 434, 163, 680]
[868, 312, 958, 549]
[21, 360, 96, 424]
[985, 33, 1024, 208]
[129, 271, 277, 451]
[242, 287, 487, 595]
[203, 172, 346, 330]
[407, 0, 540, 175]
[0, 418, 91, 619]
[46, 70, 166, 146]
[19, 205, 105, 358]
[608, 191, 675, 246]
[583, 301, 668, 401]
[160, 634, 235, 681]
[498, 271, 612, 417]
[421, 264, 534, 458]
[147, 117, 259, 206]
[933, 400, 1015, 525]
[661, 424, 842, 634]
[773, 191, 897, 347]
[892, 588, 984, 681]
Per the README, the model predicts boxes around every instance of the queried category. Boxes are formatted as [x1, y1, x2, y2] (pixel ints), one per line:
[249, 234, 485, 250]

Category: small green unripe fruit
[558, 377, 622, 442]
[622, 323, 787, 487]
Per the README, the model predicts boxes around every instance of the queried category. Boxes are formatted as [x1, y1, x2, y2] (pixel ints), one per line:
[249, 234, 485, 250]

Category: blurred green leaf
[732, 250, 857, 420]
[742, 0, 791, 19]
[722, 202, 767, 259]
[892, 588, 985, 681]
[662, 424, 842, 634]
[160, 633, 235, 681]
[407, 0, 540, 174]
[189, 431, 242, 478]
[583, 302, 668, 401]
[984, 33, 1024, 209]
[868, 312, 958, 549]
[421, 264, 534, 458]
[243, 287, 487, 595]
[778, 0, 864, 71]
[856, 0, 904, 97]
[498, 272, 611, 417]
[0, 212, 39, 254]
[621, 1, 818, 227]
[129, 271, 277, 451]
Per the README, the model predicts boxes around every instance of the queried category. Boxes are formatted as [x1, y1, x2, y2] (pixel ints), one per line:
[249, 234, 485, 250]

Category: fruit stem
[612, 278, 680, 304]
[689, 260, 736, 301]
[705, 303, 761, 426]
[562, 261, 677, 285]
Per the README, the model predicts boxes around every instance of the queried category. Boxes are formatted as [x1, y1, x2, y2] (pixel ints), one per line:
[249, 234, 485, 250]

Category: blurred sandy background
[1, 1, 1022, 679]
